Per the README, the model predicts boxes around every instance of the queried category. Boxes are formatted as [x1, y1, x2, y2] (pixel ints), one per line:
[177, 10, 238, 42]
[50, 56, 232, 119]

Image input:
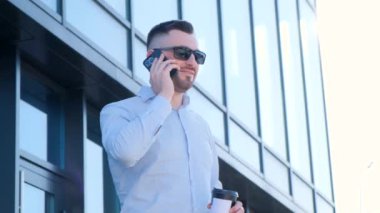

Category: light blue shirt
[100, 86, 221, 213]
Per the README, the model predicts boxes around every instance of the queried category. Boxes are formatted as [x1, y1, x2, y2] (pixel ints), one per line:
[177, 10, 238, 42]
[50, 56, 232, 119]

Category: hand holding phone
[143, 49, 177, 77]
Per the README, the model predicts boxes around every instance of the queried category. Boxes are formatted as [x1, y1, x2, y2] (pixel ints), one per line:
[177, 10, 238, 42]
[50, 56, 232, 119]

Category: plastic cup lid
[212, 188, 239, 201]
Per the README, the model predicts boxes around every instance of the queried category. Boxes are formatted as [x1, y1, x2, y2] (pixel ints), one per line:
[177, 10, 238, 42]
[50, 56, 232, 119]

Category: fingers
[149, 53, 179, 100]
[208, 201, 245, 213]
[149, 53, 164, 81]
[150, 54, 178, 76]
[207, 203, 211, 209]
[229, 201, 244, 213]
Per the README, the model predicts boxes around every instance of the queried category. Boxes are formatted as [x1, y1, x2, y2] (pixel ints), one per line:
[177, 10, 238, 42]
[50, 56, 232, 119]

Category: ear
[146, 49, 154, 57]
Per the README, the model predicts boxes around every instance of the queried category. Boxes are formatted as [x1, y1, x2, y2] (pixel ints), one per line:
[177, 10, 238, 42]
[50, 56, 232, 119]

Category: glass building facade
[0, 0, 334, 212]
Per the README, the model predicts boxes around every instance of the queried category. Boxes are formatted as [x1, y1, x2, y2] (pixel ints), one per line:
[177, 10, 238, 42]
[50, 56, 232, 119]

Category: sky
[317, 0, 380, 212]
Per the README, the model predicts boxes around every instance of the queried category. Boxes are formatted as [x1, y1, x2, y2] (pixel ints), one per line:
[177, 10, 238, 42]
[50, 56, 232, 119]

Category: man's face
[149, 30, 201, 93]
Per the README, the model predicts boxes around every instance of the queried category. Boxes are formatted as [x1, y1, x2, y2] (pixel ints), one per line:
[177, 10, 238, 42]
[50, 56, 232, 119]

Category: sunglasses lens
[171, 47, 206, 64]
[174, 47, 192, 60]
[194, 51, 206, 64]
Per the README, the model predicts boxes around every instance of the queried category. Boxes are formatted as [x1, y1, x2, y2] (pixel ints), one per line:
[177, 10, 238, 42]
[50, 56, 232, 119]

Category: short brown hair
[147, 20, 194, 48]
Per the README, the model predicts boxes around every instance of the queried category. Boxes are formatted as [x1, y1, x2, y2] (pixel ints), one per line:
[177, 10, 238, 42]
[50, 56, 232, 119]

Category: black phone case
[142, 49, 177, 77]
[143, 49, 162, 71]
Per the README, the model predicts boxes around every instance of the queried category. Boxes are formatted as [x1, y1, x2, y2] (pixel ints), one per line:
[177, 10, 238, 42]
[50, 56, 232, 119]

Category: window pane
[132, 0, 177, 36]
[278, 0, 311, 180]
[253, 0, 286, 159]
[65, 0, 128, 69]
[39, 0, 59, 12]
[86, 104, 120, 212]
[23, 183, 46, 213]
[20, 100, 48, 160]
[316, 195, 334, 213]
[300, 1, 332, 200]
[182, 0, 223, 103]
[20, 66, 65, 168]
[308, 0, 316, 8]
[187, 88, 225, 144]
[221, 0, 258, 133]
[86, 105, 101, 144]
[104, 0, 128, 19]
[264, 151, 289, 194]
[229, 121, 260, 171]
[85, 139, 104, 213]
[292, 175, 314, 213]
[133, 38, 150, 85]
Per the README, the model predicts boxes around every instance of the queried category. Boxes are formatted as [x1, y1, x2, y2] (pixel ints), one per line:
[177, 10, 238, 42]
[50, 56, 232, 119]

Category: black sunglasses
[158, 46, 206, 64]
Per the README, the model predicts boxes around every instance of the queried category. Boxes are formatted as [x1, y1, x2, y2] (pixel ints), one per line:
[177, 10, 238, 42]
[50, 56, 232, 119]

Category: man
[100, 20, 244, 213]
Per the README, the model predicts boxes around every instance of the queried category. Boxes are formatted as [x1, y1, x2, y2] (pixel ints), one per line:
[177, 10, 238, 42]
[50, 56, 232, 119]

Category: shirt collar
[138, 86, 190, 108]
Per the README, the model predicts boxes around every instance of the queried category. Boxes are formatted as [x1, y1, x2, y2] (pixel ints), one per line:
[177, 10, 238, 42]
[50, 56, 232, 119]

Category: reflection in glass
[221, 0, 258, 133]
[132, 0, 177, 36]
[21, 64, 65, 168]
[39, 0, 59, 13]
[187, 88, 225, 144]
[134, 38, 150, 85]
[104, 0, 128, 19]
[292, 175, 313, 212]
[278, 0, 311, 181]
[65, 0, 128, 68]
[316, 195, 334, 213]
[264, 151, 289, 194]
[85, 139, 104, 213]
[23, 183, 46, 213]
[182, 0, 223, 103]
[86, 104, 120, 212]
[300, 1, 332, 200]
[20, 100, 48, 160]
[253, 0, 286, 159]
[229, 121, 260, 171]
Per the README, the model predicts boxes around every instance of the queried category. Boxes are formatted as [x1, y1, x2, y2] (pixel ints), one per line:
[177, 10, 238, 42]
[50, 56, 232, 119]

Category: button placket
[177, 109, 196, 212]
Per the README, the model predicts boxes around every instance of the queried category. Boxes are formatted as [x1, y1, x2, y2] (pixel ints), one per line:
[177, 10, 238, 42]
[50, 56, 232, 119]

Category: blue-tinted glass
[300, 1, 332, 200]
[229, 121, 260, 171]
[182, 0, 223, 103]
[187, 88, 225, 144]
[21, 65, 65, 168]
[134, 38, 150, 85]
[86, 104, 120, 212]
[39, 0, 59, 12]
[316, 195, 334, 213]
[20, 100, 48, 160]
[85, 139, 104, 213]
[65, 0, 128, 69]
[278, 0, 311, 180]
[132, 0, 177, 36]
[253, 0, 287, 159]
[264, 151, 289, 194]
[221, 0, 258, 133]
[104, 0, 127, 19]
[23, 183, 46, 213]
[292, 175, 314, 212]
[308, 0, 316, 8]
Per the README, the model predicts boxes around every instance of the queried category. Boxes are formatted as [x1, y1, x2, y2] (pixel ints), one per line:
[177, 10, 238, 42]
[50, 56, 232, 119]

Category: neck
[171, 92, 184, 109]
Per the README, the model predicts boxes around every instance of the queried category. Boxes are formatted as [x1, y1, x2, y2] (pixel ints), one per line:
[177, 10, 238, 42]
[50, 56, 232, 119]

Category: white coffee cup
[210, 188, 239, 213]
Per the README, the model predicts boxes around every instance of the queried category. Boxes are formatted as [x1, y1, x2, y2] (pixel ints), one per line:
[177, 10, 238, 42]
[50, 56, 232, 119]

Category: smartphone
[143, 49, 177, 77]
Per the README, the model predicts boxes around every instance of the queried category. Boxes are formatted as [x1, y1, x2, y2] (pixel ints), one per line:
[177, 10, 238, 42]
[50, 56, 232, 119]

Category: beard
[172, 74, 194, 93]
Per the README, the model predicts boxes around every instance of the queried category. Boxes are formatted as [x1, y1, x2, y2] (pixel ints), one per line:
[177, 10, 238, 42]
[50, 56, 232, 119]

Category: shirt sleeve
[100, 95, 172, 167]
[210, 136, 223, 189]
